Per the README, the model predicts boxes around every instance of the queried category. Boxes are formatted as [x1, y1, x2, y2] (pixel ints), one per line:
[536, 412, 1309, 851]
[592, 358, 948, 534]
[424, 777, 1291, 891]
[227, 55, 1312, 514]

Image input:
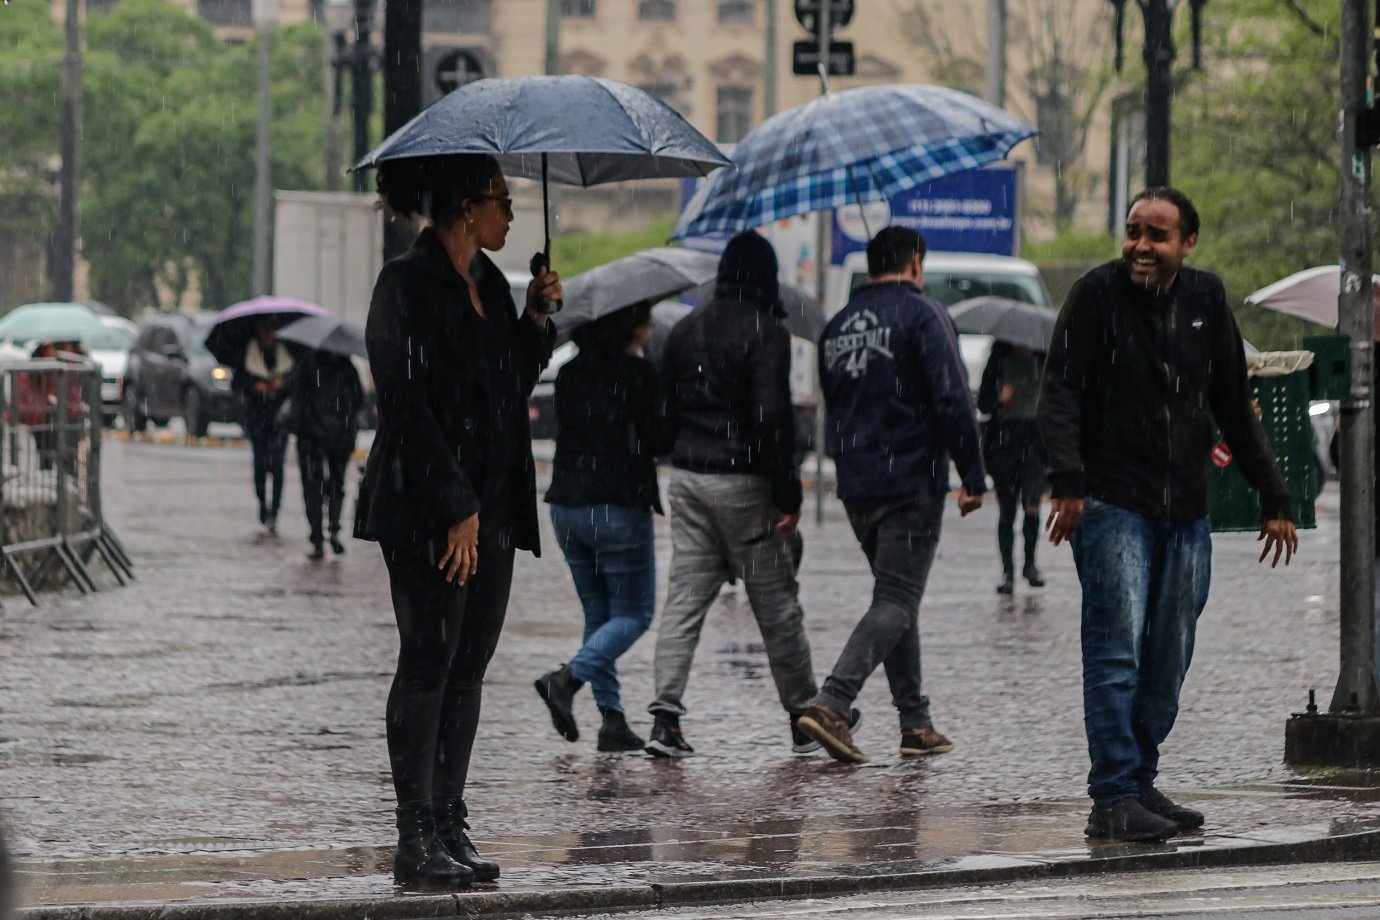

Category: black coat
[290, 350, 362, 451]
[664, 294, 801, 515]
[1037, 260, 1292, 523]
[544, 350, 675, 513]
[354, 228, 555, 555]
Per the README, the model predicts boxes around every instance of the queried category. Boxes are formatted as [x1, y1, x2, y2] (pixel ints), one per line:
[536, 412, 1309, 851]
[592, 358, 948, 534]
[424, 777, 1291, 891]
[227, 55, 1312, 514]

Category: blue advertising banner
[829, 164, 1020, 264]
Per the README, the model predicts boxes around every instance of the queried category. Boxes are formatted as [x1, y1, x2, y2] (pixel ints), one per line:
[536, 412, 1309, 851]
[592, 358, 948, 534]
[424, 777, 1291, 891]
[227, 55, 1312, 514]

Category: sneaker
[1085, 798, 1179, 842]
[796, 702, 869, 764]
[792, 708, 861, 754]
[1139, 786, 1204, 829]
[1023, 562, 1045, 588]
[899, 725, 954, 756]
[645, 714, 695, 758]
[534, 664, 580, 742]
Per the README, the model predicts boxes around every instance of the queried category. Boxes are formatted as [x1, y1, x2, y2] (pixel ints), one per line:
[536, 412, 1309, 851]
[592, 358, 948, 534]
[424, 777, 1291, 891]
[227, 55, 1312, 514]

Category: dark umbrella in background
[947, 296, 1056, 352]
[559, 246, 824, 343]
[204, 296, 332, 367]
[353, 75, 732, 310]
[275, 315, 367, 358]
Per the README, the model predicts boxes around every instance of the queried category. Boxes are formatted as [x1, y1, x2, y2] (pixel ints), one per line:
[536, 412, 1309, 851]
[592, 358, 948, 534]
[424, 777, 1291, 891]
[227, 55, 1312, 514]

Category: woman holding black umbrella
[355, 153, 560, 887]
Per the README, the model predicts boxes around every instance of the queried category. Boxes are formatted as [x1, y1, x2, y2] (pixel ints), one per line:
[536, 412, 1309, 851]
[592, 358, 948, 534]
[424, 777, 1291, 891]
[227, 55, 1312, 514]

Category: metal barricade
[0, 360, 133, 604]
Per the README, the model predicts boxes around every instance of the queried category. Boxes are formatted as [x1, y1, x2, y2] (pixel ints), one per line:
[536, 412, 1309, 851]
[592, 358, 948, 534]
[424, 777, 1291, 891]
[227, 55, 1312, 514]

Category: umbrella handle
[530, 152, 562, 315]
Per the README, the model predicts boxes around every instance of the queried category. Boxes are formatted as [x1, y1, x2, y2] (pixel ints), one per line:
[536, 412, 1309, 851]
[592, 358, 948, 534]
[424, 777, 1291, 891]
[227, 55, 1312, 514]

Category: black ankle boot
[433, 799, 500, 881]
[534, 663, 582, 742]
[597, 707, 646, 752]
[393, 803, 473, 887]
[1023, 561, 1045, 588]
[330, 533, 346, 555]
[997, 569, 1014, 594]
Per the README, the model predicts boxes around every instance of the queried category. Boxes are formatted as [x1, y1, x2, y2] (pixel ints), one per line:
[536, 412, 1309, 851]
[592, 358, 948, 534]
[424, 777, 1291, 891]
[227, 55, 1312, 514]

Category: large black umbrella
[353, 76, 731, 305]
[947, 296, 1056, 352]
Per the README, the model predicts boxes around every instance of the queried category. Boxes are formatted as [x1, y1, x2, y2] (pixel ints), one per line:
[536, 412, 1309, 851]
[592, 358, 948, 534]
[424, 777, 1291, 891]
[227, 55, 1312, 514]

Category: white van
[828, 250, 1055, 388]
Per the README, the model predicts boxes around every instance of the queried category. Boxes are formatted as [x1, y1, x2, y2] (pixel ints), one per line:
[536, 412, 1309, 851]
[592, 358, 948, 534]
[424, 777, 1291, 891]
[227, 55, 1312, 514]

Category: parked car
[87, 316, 137, 425]
[123, 313, 241, 436]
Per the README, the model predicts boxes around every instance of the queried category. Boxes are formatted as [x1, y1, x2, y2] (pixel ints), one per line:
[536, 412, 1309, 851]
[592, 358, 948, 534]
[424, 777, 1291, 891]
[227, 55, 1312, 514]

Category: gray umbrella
[947, 296, 1056, 352]
[560, 246, 824, 343]
[276, 315, 367, 359]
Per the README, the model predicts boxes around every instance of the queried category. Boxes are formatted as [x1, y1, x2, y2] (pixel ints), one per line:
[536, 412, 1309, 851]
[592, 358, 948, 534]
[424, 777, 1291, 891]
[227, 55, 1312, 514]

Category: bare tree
[894, 0, 1114, 229]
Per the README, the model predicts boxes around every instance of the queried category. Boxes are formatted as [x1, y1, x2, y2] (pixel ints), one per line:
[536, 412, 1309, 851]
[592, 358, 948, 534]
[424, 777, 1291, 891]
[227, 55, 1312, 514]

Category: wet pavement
[2, 437, 1376, 915]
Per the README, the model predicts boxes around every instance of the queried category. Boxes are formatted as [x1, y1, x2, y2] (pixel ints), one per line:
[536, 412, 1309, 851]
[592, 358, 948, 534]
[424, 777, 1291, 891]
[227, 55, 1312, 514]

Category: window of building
[717, 0, 753, 24]
[423, 0, 493, 34]
[196, 0, 251, 27]
[561, 0, 596, 16]
[638, 0, 675, 21]
[716, 86, 752, 143]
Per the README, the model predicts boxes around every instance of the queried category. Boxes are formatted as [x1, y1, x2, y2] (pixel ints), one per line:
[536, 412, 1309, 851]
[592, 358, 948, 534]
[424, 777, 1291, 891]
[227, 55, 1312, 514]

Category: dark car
[123, 312, 241, 436]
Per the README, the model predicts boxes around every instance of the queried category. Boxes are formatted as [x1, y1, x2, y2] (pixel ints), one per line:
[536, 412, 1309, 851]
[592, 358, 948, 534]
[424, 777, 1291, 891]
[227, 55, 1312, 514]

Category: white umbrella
[1244, 265, 1380, 338]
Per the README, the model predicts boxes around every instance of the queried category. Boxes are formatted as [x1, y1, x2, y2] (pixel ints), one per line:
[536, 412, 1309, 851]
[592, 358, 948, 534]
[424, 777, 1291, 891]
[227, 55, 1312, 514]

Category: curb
[105, 430, 371, 461]
[19, 829, 1380, 920]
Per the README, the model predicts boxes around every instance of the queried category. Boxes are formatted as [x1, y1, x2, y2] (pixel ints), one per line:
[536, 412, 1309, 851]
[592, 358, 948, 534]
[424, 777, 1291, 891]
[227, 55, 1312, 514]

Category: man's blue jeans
[1071, 498, 1212, 805]
[550, 504, 657, 713]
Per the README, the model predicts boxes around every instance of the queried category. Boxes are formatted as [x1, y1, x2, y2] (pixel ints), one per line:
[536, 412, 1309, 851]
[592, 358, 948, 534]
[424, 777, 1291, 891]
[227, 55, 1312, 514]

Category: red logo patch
[1211, 443, 1233, 468]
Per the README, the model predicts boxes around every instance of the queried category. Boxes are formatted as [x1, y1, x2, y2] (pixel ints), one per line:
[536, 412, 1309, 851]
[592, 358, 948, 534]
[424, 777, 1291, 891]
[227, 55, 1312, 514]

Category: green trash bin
[1207, 364, 1317, 532]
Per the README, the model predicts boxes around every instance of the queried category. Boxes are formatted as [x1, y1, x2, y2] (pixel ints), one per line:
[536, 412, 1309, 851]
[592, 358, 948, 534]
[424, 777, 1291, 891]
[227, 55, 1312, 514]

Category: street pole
[1142, 0, 1174, 186]
[382, 0, 422, 260]
[813, 0, 831, 525]
[55, 0, 82, 302]
[765, 0, 778, 117]
[251, 0, 276, 297]
[351, 0, 373, 193]
[1331, 0, 1378, 715]
[985, 0, 1005, 108]
[545, 0, 561, 75]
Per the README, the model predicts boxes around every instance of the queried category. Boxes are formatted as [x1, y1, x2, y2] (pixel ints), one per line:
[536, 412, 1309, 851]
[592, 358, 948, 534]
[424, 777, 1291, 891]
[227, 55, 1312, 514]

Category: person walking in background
[355, 153, 559, 886]
[234, 317, 292, 533]
[535, 301, 674, 753]
[645, 230, 824, 759]
[796, 226, 984, 765]
[291, 349, 363, 560]
[1039, 187, 1298, 843]
[977, 341, 1047, 594]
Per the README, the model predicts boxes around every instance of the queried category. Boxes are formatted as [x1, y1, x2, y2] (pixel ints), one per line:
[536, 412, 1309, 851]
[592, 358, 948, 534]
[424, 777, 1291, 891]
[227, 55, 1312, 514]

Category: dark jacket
[663, 294, 801, 515]
[354, 228, 555, 555]
[1037, 259, 1292, 523]
[977, 342, 1045, 419]
[290, 350, 362, 451]
[233, 341, 290, 441]
[545, 350, 675, 513]
[819, 280, 986, 501]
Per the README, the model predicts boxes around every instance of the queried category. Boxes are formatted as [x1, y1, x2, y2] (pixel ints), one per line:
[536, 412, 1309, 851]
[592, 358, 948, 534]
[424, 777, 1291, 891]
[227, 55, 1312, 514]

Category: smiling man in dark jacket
[644, 230, 820, 758]
[1038, 187, 1298, 843]
[796, 226, 985, 765]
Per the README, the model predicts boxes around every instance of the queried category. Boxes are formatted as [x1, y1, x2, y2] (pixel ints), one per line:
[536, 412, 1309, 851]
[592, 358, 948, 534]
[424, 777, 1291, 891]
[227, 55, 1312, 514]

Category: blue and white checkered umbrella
[671, 84, 1036, 240]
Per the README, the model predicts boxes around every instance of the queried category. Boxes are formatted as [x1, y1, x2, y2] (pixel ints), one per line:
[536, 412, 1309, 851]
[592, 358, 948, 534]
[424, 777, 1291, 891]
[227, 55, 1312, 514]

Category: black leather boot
[393, 803, 473, 887]
[534, 663, 582, 742]
[433, 799, 500, 882]
[597, 707, 646, 752]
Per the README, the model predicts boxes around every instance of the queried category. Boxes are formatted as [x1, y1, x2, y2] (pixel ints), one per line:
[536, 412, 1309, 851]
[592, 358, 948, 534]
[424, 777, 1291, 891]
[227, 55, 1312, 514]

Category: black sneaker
[792, 707, 861, 754]
[1085, 798, 1179, 842]
[597, 708, 645, 753]
[1140, 787, 1204, 829]
[534, 664, 581, 742]
[645, 714, 695, 758]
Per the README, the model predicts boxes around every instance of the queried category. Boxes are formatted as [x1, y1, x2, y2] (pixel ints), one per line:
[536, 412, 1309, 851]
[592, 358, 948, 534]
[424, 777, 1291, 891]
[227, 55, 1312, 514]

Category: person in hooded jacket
[354, 153, 560, 887]
[643, 230, 822, 759]
[290, 349, 362, 560]
[534, 301, 675, 753]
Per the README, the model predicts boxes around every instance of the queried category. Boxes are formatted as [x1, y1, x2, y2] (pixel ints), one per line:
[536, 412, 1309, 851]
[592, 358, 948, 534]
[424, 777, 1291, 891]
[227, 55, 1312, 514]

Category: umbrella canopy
[1245, 265, 1380, 338]
[204, 296, 332, 366]
[0, 302, 107, 345]
[947, 296, 1056, 352]
[672, 84, 1036, 240]
[559, 246, 825, 343]
[354, 76, 731, 185]
[276, 315, 367, 359]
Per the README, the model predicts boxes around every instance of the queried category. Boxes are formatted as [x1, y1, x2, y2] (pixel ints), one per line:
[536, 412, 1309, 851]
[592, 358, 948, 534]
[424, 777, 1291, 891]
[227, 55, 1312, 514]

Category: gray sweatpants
[648, 469, 817, 718]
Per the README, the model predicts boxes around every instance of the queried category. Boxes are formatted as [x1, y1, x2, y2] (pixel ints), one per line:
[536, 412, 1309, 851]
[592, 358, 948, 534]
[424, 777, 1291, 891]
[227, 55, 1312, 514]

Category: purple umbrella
[204, 296, 332, 366]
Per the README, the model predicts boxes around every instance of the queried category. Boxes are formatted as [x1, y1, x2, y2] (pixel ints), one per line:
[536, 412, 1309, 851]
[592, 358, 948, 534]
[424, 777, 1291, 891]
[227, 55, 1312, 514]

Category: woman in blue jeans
[535, 301, 674, 751]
